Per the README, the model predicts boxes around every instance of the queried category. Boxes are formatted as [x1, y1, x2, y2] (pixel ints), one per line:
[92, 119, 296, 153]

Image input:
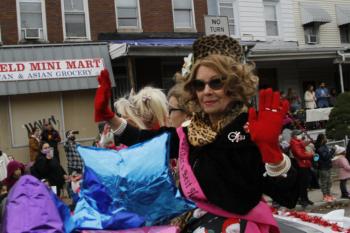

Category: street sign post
[204, 15, 230, 36]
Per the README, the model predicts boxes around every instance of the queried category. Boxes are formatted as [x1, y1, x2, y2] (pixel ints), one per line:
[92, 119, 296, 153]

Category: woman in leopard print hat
[95, 35, 298, 233]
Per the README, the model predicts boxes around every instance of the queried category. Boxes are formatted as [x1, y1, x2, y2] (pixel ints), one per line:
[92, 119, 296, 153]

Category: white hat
[334, 145, 346, 155]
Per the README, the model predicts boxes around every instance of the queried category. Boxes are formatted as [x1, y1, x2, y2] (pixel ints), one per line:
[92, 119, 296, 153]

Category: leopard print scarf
[188, 104, 246, 147]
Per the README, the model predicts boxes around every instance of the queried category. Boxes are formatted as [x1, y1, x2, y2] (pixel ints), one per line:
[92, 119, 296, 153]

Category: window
[172, 0, 195, 29]
[207, 0, 219, 15]
[264, 1, 279, 36]
[219, 0, 238, 36]
[62, 0, 90, 39]
[17, 0, 47, 41]
[115, 0, 140, 29]
[340, 24, 350, 43]
[304, 23, 320, 44]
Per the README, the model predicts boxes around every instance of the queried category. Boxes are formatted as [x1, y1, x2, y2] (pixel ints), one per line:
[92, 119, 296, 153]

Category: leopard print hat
[192, 34, 243, 63]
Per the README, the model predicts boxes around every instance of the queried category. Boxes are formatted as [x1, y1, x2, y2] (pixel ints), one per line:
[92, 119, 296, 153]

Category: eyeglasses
[192, 77, 225, 92]
[169, 107, 184, 115]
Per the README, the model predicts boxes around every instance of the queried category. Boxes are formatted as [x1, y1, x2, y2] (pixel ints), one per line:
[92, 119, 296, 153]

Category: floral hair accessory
[181, 53, 194, 77]
[142, 95, 152, 102]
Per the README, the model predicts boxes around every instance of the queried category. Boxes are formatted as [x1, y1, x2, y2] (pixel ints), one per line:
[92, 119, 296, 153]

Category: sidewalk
[295, 180, 350, 215]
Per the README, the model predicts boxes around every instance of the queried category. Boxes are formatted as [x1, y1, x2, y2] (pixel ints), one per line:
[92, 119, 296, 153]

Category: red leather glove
[248, 88, 289, 164]
[94, 69, 115, 122]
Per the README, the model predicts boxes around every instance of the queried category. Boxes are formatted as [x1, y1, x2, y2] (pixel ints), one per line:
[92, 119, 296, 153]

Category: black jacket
[117, 113, 299, 215]
[316, 145, 333, 170]
[30, 153, 66, 188]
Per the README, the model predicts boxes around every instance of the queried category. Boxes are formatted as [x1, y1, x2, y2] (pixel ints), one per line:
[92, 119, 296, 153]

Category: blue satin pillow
[74, 133, 195, 230]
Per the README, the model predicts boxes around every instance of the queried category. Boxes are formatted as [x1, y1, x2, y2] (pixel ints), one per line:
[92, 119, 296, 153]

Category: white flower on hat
[181, 53, 194, 77]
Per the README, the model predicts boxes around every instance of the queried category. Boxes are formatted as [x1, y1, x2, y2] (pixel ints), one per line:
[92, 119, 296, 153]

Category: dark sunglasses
[169, 107, 184, 115]
[192, 77, 225, 92]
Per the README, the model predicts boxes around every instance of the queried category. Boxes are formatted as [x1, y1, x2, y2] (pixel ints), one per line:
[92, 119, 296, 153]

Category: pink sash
[176, 127, 279, 233]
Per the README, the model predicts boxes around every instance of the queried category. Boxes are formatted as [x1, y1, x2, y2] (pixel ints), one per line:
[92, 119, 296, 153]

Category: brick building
[0, 0, 208, 164]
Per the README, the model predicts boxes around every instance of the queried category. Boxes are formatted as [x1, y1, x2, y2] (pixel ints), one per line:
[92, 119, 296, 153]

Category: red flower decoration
[283, 210, 346, 232]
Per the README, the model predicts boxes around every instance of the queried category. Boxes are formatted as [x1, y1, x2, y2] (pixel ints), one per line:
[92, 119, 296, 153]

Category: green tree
[326, 92, 350, 140]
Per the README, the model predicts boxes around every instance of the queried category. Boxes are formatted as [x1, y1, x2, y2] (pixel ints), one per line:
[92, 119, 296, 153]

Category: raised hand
[94, 69, 115, 122]
[248, 88, 289, 164]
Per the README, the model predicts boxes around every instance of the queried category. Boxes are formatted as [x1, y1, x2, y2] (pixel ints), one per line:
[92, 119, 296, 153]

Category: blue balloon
[75, 132, 195, 230]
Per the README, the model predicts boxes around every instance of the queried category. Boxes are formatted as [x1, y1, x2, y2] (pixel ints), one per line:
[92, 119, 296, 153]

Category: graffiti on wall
[23, 115, 60, 135]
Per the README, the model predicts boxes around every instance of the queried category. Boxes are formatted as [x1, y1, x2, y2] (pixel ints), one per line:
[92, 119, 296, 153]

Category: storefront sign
[0, 58, 104, 81]
[204, 15, 230, 36]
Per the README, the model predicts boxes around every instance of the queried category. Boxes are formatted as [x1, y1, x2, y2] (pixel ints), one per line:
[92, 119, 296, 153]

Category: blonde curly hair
[183, 54, 259, 110]
[114, 87, 168, 129]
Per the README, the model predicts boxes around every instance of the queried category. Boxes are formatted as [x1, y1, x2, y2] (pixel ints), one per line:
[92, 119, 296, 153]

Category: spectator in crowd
[315, 133, 334, 202]
[290, 130, 314, 207]
[0, 151, 10, 181]
[97, 123, 119, 149]
[64, 130, 83, 175]
[0, 182, 7, 202]
[329, 88, 337, 107]
[332, 145, 350, 199]
[41, 122, 61, 163]
[286, 88, 302, 113]
[1, 160, 25, 191]
[279, 116, 294, 156]
[0, 181, 8, 222]
[304, 85, 317, 109]
[92, 122, 105, 147]
[315, 82, 330, 108]
[0, 160, 25, 222]
[167, 82, 192, 128]
[28, 127, 41, 162]
[31, 142, 67, 197]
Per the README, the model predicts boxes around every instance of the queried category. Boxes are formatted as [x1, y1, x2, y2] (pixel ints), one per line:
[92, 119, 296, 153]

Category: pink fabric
[333, 156, 350, 180]
[177, 127, 279, 233]
[115, 144, 128, 151]
[81, 226, 179, 233]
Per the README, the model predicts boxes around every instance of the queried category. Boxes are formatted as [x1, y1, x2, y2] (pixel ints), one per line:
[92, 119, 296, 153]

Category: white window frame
[16, 0, 48, 42]
[217, 0, 240, 37]
[171, 0, 197, 32]
[114, 0, 142, 32]
[304, 23, 320, 44]
[61, 0, 91, 41]
[263, 0, 281, 39]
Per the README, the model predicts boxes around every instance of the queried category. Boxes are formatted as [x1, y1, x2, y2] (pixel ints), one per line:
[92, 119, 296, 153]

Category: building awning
[0, 43, 114, 96]
[336, 5, 350, 26]
[300, 4, 331, 25]
[109, 38, 195, 59]
[109, 38, 256, 59]
[248, 44, 345, 61]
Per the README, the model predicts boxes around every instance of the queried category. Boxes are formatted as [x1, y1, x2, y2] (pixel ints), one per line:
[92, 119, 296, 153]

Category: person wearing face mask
[31, 142, 67, 197]
[40, 123, 61, 163]
[290, 130, 314, 207]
